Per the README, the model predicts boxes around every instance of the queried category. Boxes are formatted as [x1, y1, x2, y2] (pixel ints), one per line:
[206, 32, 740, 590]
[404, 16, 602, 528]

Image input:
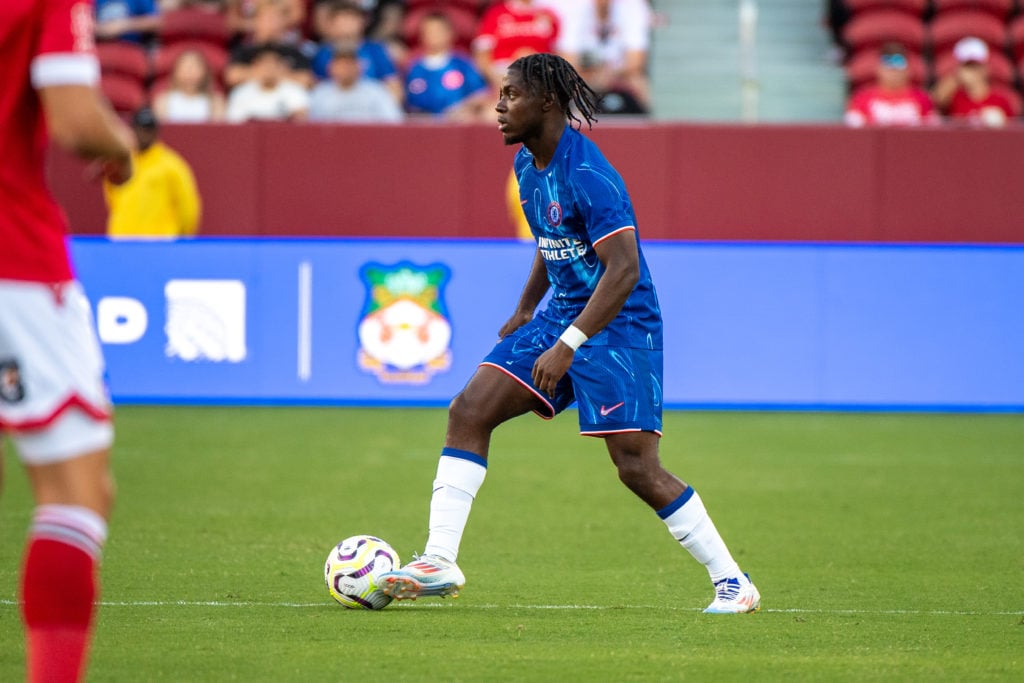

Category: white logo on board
[164, 279, 247, 363]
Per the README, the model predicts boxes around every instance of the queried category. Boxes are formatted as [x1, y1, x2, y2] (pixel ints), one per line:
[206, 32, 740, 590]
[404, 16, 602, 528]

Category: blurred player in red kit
[0, 0, 134, 680]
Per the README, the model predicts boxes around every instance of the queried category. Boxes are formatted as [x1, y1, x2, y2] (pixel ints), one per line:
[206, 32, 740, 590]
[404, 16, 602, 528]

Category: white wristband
[558, 324, 588, 351]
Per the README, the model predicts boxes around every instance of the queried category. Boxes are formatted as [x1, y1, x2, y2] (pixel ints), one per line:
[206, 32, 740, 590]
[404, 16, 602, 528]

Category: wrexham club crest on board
[357, 262, 453, 384]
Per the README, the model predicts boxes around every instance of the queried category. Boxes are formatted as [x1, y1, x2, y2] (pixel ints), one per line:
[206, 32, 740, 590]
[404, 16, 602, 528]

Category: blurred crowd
[828, 0, 1024, 128]
[95, 0, 657, 125]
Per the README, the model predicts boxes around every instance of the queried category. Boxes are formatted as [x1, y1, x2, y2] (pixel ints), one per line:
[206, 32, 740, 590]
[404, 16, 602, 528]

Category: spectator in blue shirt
[312, 0, 402, 105]
[95, 0, 160, 44]
[405, 12, 491, 121]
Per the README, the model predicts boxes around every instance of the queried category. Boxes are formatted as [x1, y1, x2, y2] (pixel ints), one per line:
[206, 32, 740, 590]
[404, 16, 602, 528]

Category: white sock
[31, 504, 108, 559]
[423, 448, 487, 563]
[659, 488, 741, 583]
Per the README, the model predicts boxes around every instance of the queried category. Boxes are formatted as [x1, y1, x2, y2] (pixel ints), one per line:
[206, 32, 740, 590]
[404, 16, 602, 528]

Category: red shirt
[473, 1, 560, 66]
[947, 88, 1015, 123]
[0, 0, 99, 283]
[844, 86, 936, 127]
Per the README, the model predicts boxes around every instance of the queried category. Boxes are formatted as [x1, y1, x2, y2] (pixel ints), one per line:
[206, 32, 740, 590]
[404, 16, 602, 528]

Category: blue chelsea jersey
[514, 126, 663, 350]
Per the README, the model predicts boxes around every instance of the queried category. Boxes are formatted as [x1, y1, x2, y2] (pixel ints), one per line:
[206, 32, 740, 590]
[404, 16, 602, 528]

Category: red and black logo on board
[0, 360, 25, 403]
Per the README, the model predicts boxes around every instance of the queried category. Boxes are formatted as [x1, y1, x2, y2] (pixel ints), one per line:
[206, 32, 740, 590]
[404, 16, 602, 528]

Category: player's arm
[531, 230, 639, 397]
[570, 229, 640, 336]
[38, 85, 134, 184]
[498, 248, 550, 339]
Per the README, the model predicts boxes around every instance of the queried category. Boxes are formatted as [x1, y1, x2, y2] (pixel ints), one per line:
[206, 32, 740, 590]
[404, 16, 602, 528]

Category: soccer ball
[324, 535, 401, 610]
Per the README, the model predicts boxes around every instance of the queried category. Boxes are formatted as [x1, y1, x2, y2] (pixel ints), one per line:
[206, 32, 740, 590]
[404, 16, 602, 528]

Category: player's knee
[448, 391, 486, 431]
[611, 450, 657, 491]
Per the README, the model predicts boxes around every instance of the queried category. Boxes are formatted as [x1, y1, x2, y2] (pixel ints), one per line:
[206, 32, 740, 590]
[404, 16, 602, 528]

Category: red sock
[21, 506, 105, 683]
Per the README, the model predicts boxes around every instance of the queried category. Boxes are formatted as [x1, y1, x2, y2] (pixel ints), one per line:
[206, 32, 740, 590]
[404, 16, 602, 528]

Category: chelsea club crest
[356, 262, 453, 384]
[546, 201, 563, 227]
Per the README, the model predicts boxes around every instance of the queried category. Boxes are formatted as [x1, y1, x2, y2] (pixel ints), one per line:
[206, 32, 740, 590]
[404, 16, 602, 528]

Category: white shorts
[0, 279, 114, 464]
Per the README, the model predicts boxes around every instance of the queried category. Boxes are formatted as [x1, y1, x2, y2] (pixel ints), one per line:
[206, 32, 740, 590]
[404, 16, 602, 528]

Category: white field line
[0, 599, 1021, 617]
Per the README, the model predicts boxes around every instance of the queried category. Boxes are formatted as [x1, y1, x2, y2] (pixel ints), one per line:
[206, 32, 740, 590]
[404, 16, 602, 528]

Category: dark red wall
[49, 122, 1024, 242]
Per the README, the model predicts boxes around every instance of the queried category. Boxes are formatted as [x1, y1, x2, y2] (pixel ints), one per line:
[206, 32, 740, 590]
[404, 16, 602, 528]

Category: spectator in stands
[473, 0, 561, 88]
[844, 43, 938, 127]
[312, 1, 403, 104]
[225, 0, 314, 88]
[549, 0, 653, 113]
[366, 0, 407, 65]
[105, 108, 201, 239]
[153, 49, 227, 123]
[309, 46, 404, 122]
[405, 12, 491, 121]
[932, 37, 1016, 128]
[226, 44, 311, 121]
[95, 0, 161, 44]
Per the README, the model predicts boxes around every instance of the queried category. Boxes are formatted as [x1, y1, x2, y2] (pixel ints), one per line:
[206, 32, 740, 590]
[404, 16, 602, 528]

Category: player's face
[495, 70, 545, 146]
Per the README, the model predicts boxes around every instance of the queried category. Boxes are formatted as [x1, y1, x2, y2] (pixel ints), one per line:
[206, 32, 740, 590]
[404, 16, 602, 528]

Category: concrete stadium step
[650, 0, 846, 122]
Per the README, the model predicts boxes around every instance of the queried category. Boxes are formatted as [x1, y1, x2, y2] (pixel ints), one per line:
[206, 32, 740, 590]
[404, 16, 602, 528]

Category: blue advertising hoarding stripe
[71, 238, 1024, 413]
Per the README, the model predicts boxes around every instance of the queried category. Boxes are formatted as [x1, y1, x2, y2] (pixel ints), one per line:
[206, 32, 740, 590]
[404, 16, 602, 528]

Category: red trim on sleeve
[593, 226, 636, 247]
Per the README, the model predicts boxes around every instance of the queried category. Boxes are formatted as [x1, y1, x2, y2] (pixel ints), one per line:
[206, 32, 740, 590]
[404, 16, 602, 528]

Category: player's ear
[541, 91, 558, 113]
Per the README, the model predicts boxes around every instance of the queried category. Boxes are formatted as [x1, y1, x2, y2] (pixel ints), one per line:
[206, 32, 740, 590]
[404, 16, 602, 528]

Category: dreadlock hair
[509, 53, 599, 130]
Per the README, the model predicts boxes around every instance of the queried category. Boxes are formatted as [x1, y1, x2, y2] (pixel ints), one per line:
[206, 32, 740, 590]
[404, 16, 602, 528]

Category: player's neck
[526, 121, 567, 171]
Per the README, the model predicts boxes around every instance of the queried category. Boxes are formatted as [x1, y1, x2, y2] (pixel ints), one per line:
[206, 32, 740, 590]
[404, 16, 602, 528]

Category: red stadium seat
[845, 47, 928, 87]
[933, 48, 1016, 85]
[930, 11, 1008, 55]
[159, 8, 230, 46]
[96, 41, 150, 82]
[843, 0, 927, 17]
[152, 41, 230, 82]
[1010, 15, 1024, 60]
[842, 10, 927, 51]
[100, 74, 147, 114]
[931, 0, 1014, 20]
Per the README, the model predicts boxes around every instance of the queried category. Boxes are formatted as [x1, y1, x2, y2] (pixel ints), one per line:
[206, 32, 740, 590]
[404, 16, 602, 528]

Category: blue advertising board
[71, 238, 1024, 411]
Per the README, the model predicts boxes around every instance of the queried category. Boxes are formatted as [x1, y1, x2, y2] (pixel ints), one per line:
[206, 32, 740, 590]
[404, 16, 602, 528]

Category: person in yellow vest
[506, 168, 531, 240]
[104, 108, 201, 239]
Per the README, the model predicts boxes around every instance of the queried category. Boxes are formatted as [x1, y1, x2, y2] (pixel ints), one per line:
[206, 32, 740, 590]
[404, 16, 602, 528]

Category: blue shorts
[481, 317, 663, 436]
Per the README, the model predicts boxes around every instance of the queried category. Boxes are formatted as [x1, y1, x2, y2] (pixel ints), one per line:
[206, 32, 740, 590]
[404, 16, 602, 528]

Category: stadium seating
[1010, 14, 1024, 59]
[931, 0, 1015, 20]
[842, 0, 928, 17]
[930, 10, 1009, 54]
[158, 7, 231, 46]
[96, 41, 149, 82]
[845, 47, 929, 87]
[100, 73, 148, 113]
[842, 10, 928, 51]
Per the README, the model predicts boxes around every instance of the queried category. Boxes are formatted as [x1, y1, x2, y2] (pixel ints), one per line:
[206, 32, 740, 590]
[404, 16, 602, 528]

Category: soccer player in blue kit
[381, 53, 760, 614]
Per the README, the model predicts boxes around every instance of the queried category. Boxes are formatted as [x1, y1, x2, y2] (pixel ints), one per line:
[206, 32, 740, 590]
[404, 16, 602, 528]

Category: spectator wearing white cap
[932, 37, 1015, 127]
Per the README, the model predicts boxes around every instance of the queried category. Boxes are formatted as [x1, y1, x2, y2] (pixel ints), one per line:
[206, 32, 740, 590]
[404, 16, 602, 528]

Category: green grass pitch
[2, 407, 1022, 681]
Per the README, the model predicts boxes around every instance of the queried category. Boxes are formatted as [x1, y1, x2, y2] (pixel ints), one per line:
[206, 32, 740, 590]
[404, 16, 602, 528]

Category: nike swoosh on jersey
[599, 402, 625, 417]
